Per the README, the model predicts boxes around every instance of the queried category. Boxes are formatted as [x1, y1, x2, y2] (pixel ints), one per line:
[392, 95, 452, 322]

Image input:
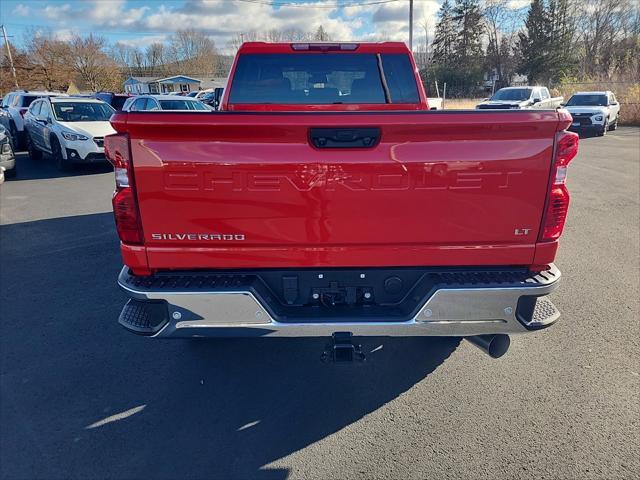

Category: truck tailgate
[117, 110, 562, 269]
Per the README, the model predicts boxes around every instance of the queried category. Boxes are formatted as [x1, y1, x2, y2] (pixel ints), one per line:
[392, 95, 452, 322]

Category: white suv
[24, 97, 116, 171]
[565, 91, 621, 136]
[0, 91, 65, 148]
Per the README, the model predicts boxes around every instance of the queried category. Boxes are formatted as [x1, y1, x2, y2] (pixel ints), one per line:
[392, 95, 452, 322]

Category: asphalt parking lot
[1, 127, 638, 480]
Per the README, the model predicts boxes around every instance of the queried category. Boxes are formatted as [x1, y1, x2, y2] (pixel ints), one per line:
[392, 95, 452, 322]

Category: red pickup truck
[107, 42, 578, 359]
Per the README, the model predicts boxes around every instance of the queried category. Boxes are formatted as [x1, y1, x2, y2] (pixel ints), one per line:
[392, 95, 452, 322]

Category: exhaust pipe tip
[466, 334, 510, 359]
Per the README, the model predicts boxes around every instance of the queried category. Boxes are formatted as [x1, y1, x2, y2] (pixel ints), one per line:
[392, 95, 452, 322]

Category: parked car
[94, 92, 132, 112]
[199, 88, 224, 110]
[564, 91, 620, 136]
[427, 97, 443, 110]
[23, 97, 116, 171]
[199, 91, 217, 108]
[187, 90, 215, 98]
[0, 124, 16, 178]
[476, 86, 563, 110]
[193, 88, 219, 99]
[107, 41, 579, 361]
[0, 91, 65, 148]
[121, 94, 211, 112]
[197, 89, 215, 99]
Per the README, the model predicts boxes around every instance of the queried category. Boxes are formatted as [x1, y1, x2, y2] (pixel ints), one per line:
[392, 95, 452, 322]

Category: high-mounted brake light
[105, 133, 143, 244]
[291, 43, 359, 51]
[539, 130, 579, 242]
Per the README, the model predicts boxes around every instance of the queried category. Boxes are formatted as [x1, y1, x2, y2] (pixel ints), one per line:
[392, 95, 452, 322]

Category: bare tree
[482, 0, 522, 86]
[281, 28, 309, 42]
[264, 29, 284, 42]
[168, 29, 219, 75]
[111, 42, 133, 67]
[68, 34, 121, 91]
[131, 48, 146, 71]
[1, 40, 36, 91]
[416, 17, 433, 71]
[578, 0, 639, 79]
[111, 42, 139, 76]
[226, 31, 258, 53]
[24, 30, 73, 91]
[227, 28, 309, 54]
[146, 42, 166, 74]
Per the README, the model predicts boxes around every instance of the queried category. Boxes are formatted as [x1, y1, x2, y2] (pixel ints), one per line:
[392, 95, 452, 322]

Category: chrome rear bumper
[117, 265, 561, 338]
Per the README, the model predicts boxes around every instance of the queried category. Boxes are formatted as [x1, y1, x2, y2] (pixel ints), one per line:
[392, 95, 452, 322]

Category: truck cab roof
[237, 41, 412, 54]
[223, 42, 427, 111]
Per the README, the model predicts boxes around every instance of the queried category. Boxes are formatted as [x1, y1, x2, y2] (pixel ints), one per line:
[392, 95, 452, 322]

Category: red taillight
[112, 188, 143, 244]
[539, 131, 579, 242]
[105, 133, 143, 244]
[541, 185, 570, 240]
[555, 130, 579, 167]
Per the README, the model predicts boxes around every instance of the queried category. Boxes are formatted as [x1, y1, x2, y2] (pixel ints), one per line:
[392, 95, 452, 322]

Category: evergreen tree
[452, 0, 484, 67]
[547, 0, 578, 80]
[498, 36, 517, 86]
[430, 0, 485, 95]
[432, 0, 457, 66]
[314, 26, 329, 42]
[517, 0, 551, 83]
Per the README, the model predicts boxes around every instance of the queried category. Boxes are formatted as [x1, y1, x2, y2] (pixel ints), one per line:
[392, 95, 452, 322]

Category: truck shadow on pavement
[8, 151, 113, 181]
[1, 212, 460, 480]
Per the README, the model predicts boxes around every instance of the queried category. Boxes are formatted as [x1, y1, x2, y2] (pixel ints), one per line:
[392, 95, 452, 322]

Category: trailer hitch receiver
[321, 332, 365, 363]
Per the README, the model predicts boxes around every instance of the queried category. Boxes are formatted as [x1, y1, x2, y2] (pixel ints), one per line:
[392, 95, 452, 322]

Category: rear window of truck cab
[228, 53, 419, 105]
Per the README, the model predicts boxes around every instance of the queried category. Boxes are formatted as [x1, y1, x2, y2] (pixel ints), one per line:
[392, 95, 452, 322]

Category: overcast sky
[1, 0, 530, 52]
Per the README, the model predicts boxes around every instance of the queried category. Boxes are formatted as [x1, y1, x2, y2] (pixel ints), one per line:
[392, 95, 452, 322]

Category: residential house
[123, 75, 228, 94]
[123, 75, 201, 94]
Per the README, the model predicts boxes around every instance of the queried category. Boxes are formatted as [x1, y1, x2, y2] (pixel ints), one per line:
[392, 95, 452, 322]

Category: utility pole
[424, 20, 429, 67]
[409, 0, 414, 52]
[1, 25, 19, 89]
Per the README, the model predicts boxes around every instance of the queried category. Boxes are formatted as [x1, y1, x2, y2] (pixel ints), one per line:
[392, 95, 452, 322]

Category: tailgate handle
[309, 127, 381, 149]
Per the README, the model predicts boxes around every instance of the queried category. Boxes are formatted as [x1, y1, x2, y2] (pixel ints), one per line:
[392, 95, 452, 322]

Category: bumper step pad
[516, 296, 561, 329]
[118, 299, 168, 335]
